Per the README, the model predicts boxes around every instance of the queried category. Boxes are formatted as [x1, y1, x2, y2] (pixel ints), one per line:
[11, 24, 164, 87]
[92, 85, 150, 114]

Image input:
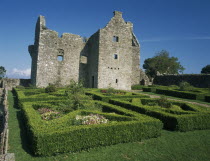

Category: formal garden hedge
[85, 89, 149, 102]
[142, 85, 210, 102]
[13, 88, 163, 156]
[108, 98, 210, 131]
[205, 96, 210, 103]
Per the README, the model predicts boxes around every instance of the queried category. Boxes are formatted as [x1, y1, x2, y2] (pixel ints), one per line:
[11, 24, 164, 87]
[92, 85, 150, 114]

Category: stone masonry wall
[97, 11, 137, 90]
[29, 16, 85, 87]
[154, 74, 210, 88]
[0, 79, 31, 90]
[86, 31, 100, 88]
[29, 11, 144, 90]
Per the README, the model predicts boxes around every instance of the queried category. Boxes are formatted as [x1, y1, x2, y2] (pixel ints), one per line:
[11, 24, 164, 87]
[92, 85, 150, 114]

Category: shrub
[28, 84, 37, 89]
[205, 96, 210, 103]
[131, 85, 144, 90]
[66, 80, 84, 95]
[142, 87, 156, 93]
[179, 81, 193, 91]
[59, 80, 102, 112]
[16, 85, 25, 89]
[45, 84, 57, 93]
[157, 96, 172, 108]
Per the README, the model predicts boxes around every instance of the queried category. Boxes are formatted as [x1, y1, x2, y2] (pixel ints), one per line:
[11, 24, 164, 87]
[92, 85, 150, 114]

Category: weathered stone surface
[29, 11, 146, 90]
[0, 79, 31, 90]
[0, 153, 15, 161]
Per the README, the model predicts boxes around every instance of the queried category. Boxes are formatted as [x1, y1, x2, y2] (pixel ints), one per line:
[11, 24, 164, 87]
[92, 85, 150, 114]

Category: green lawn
[8, 91, 210, 161]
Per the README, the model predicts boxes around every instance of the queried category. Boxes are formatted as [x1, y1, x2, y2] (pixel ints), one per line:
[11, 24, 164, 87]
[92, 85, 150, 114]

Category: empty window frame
[116, 79, 118, 83]
[114, 54, 118, 59]
[57, 55, 63, 61]
[113, 36, 119, 42]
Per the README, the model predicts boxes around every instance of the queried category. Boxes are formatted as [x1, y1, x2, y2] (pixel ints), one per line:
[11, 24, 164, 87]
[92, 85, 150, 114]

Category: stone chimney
[113, 11, 122, 18]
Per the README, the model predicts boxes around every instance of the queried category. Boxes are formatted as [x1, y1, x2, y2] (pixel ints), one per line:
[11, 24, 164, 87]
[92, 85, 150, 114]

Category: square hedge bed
[108, 98, 210, 132]
[14, 88, 163, 156]
[85, 90, 149, 102]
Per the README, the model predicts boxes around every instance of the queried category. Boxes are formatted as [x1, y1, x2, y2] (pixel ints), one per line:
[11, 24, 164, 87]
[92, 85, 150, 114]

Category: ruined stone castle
[29, 11, 148, 90]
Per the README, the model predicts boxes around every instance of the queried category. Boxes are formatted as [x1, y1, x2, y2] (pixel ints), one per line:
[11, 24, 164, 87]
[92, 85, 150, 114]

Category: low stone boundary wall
[0, 78, 31, 90]
[153, 74, 210, 88]
[0, 87, 15, 161]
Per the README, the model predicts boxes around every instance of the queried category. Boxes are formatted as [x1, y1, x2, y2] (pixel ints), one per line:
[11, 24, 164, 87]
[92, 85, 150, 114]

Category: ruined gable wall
[131, 31, 141, 85]
[97, 11, 133, 90]
[86, 31, 100, 88]
[32, 16, 85, 87]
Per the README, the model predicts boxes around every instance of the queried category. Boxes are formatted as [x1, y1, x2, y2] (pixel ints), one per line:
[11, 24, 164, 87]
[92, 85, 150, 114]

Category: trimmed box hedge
[85, 90, 149, 102]
[156, 88, 205, 100]
[205, 96, 210, 103]
[108, 98, 210, 132]
[142, 86, 209, 102]
[14, 88, 162, 156]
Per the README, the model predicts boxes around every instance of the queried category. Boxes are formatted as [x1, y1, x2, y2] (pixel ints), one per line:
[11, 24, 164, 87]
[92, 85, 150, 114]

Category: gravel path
[129, 90, 210, 108]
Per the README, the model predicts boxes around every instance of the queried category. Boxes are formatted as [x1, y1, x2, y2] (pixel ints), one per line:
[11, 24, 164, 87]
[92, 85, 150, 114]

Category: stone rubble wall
[29, 11, 145, 90]
[153, 74, 210, 88]
[139, 69, 151, 85]
[0, 87, 15, 161]
[0, 79, 31, 90]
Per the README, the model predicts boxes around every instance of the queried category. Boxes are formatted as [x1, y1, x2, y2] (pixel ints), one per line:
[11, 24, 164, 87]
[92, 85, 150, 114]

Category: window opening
[92, 76, 95, 88]
[116, 79, 118, 83]
[113, 36, 119, 42]
[57, 55, 63, 61]
[114, 54, 118, 59]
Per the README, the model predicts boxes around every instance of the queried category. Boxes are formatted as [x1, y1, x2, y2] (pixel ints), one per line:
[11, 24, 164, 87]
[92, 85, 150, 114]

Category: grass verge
[8, 91, 210, 161]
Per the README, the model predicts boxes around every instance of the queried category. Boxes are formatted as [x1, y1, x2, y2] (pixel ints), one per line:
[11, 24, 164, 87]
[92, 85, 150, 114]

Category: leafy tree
[0, 66, 6, 78]
[201, 65, 210, 74]
[143, 50, 185, 78]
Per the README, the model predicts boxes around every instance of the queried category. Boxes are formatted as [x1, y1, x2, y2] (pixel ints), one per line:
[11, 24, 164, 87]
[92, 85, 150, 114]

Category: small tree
[143, 50, 185, 78]
[62, 80, 101, 111]
[0, 66, 6, 78]
[201, 65, 210, 74]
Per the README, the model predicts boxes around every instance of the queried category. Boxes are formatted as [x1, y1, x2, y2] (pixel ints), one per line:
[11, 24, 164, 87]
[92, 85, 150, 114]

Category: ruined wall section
[30, 16, 85, 87]
[98, 11, 133, 90]
[131, 31, 141, 85]
[28, 16, 45, 85]
[86, 31, 100, 88]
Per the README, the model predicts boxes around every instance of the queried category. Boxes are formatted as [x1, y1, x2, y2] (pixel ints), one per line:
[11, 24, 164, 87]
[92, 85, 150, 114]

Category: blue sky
[0, 0, 210, 78]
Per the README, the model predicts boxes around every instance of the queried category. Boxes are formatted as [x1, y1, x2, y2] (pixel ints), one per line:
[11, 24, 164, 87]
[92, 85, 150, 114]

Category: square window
[114, 54, 118, 59]
[113, 36, 119, 42]
[57, 55, 63, 61]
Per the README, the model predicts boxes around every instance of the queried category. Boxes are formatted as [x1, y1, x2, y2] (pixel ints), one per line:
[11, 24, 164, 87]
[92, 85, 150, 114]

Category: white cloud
[8, 68, 31, 78]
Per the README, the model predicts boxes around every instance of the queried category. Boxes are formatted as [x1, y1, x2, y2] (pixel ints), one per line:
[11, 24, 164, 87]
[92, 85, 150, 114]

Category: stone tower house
[29, 11, 146, 90]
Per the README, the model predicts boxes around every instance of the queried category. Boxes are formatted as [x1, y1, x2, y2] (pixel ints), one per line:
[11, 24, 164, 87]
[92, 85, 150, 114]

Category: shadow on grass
[11, 91, 36, 157]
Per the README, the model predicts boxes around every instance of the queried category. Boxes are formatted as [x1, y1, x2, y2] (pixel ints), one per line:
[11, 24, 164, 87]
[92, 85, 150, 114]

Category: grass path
[7, 91, 210, 161]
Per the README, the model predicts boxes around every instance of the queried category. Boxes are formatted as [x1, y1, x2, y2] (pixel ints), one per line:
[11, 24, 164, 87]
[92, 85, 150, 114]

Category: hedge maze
[13, 87, 210, 156]
[142, 85, 210, 102]
[13, 88, 163, 156]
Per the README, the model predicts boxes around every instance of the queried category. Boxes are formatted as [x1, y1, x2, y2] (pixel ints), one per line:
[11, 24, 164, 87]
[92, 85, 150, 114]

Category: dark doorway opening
[140, 79, 145, 85]
[92, 76, 94, 88]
